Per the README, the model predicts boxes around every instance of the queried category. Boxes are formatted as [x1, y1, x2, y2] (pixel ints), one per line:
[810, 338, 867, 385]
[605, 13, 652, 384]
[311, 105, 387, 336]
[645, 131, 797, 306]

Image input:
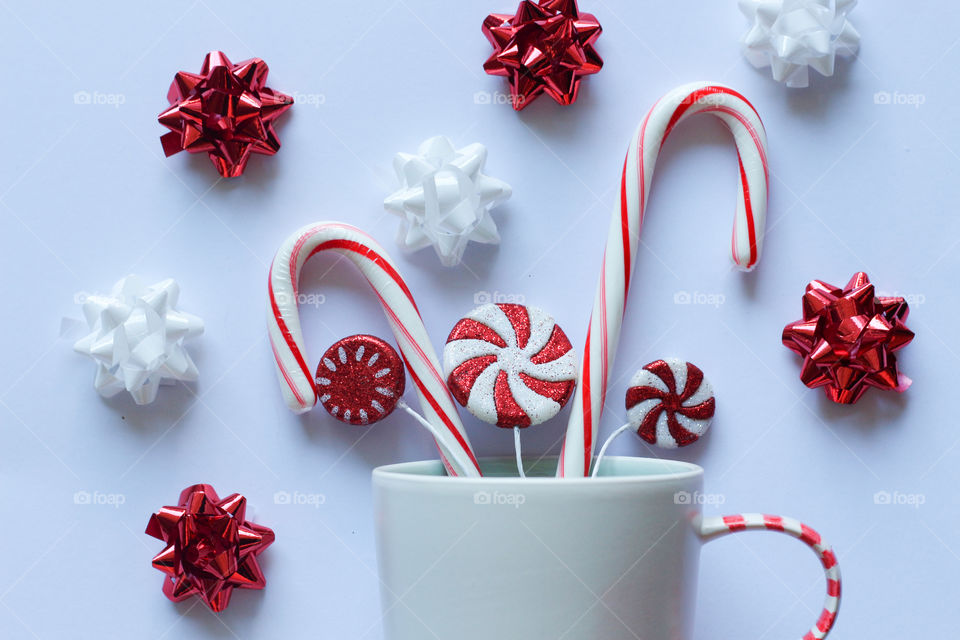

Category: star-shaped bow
[384, 136, 512, 266]
[159, 51, 293, 177]
[73, 275, 203, 405]
[782, 272, 914, 404]
[146, 484, 275, 612]
[482, 0, 602, 110]
[739, 0, 860, 87]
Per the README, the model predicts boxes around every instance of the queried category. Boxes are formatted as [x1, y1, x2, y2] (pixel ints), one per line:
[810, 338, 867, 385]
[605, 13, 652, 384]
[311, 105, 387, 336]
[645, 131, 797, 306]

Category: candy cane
[267, 222, 482, 477]
[559, 82, 769, 477]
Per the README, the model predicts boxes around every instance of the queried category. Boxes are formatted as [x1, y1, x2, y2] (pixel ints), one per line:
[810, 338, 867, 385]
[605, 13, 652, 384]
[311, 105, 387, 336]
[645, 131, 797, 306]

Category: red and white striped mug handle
[699, 513, 841, 639]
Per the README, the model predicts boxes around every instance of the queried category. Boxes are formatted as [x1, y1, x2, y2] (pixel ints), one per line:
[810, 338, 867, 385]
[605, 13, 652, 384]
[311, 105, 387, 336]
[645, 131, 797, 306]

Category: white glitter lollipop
[443, 302, 577, 475]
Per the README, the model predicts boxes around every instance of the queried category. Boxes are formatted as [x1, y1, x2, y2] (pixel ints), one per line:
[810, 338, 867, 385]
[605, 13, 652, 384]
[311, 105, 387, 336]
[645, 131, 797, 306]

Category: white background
[1, 1, 958, 638]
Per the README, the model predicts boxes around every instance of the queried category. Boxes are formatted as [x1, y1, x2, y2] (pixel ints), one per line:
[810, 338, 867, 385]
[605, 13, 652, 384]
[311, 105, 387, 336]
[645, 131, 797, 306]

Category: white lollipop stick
[514, 427, 525, 478]
[559, 82, 769, 478]
[590, 422, 632, 478]
[397, 399, 446, 443]
[267, 221, 482, 477]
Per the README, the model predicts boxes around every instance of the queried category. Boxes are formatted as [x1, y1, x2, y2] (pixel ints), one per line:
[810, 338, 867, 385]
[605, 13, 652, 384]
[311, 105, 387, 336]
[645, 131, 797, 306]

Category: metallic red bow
[159, 51, 293, 177]
[782, 272, 914, 404]
[482, 0, 602, 110]
[146, 484, 275, 612]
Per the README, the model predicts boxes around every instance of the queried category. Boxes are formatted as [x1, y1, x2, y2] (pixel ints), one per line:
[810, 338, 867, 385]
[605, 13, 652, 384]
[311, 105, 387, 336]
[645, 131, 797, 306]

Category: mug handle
[699, 513, 841, 640]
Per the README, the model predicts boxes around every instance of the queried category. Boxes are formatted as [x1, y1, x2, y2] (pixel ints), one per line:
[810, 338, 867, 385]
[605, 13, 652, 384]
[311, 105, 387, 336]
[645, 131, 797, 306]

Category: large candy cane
[559, 82, 769, 477]
[268, 222, 482, 477]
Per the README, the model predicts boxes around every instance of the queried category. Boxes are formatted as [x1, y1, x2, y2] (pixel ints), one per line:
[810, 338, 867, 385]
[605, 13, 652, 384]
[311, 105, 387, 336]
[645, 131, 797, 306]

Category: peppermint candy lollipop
[592, 359, 715, 477]
[315, 334, 461, 447]
[315, 335, 406, 425]
[626, 359, 715, 448]
[443, 303, 577, 476]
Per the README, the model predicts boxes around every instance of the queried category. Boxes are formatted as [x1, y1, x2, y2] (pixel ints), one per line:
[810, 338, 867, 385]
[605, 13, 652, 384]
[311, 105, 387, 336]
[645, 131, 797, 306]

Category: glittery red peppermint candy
[625, 359, 715, 448]
[315, 335, 406, 425]
[443, 303, 577, 428]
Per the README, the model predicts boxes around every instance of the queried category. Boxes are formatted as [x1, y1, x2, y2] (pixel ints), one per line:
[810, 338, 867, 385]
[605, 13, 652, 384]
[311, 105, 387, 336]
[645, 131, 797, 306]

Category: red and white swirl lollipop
[592, 358, 715, 476]
[444, 303, 577, 476]
[626, 359, 715, 448]
[444, 303, 577, 427]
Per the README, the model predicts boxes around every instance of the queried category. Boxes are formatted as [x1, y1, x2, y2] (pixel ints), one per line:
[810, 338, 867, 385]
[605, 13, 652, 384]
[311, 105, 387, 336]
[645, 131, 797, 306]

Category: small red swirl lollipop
[315, 335, 406, 425]
[626, 359, 715, 448]
[592, 358, 716, 476]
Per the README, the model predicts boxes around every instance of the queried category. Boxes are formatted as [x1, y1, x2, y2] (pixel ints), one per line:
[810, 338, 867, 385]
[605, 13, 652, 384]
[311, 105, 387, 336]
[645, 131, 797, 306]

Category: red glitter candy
[145, 484, 274, 612]
[482, 0, 603, 110]
[158, 51, 293, 177]
[315, 335, 406, 425]
[782, 272, 915, 404]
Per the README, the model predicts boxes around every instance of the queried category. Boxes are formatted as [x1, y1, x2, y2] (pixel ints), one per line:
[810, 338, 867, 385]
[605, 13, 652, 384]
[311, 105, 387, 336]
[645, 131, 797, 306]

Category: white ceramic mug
[373, 457, 840, 640]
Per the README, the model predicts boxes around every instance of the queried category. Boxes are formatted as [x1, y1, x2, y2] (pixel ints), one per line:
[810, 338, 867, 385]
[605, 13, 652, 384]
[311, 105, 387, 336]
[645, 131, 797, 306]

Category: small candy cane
[699, 513, 841, 639]
[559, 81, 769, 477]
[267, 222, 482, 477]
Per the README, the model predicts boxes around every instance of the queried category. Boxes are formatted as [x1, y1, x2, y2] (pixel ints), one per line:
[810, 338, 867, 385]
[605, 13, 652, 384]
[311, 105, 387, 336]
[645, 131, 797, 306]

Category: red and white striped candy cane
[559, 81, 769, 477]
[700, 513, 841, 639]
[267, 222, 482, 477]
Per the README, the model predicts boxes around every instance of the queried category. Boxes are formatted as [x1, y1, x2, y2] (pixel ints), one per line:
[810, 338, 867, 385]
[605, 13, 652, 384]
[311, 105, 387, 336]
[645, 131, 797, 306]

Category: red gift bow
[159, 51, 293, 178]
[782, 272, 914, 404]
[146, 484, 274, 612]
